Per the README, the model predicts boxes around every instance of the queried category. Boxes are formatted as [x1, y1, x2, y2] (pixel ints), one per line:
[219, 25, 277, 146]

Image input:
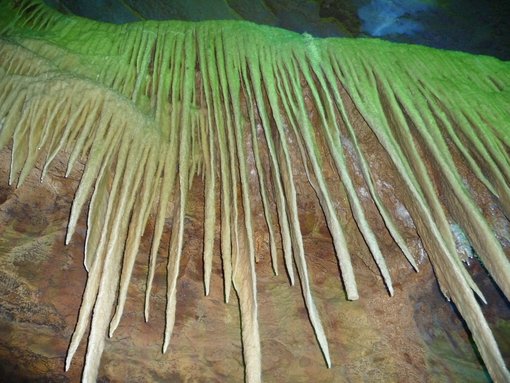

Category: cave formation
[0, 0, 509, 382]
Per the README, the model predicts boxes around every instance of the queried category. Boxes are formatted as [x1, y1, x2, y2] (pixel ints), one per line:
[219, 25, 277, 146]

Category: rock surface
[0, 92, 508, 382]
[43, 0, 510, 59]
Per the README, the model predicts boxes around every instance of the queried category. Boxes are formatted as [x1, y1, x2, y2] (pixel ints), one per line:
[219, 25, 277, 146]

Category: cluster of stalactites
[0, 1, 509, 382]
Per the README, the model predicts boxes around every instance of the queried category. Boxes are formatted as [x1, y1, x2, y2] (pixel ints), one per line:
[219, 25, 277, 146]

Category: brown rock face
[0, 89, 508, 382]
[1, 1, 509, 379]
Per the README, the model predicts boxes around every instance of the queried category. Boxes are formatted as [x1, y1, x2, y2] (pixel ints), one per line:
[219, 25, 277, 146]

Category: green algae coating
[0, 1, 509, 382]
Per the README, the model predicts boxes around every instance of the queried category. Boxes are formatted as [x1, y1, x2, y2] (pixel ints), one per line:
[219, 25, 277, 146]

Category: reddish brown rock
[0, 106, 508, 382]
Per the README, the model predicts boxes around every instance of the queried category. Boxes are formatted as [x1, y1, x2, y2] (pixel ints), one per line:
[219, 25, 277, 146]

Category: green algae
[0, 1, 509, 382]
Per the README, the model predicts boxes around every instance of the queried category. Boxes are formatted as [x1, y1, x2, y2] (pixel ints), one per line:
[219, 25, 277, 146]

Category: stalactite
[0, 1, 509, 382]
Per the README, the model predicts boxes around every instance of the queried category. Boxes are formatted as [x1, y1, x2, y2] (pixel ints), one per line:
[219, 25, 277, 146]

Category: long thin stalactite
[0, 1, 509, 382]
